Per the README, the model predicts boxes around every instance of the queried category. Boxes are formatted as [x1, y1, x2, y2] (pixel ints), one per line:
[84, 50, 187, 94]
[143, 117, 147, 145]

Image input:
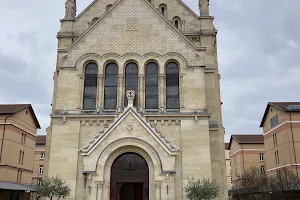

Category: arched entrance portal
[110, 153, 149, 200]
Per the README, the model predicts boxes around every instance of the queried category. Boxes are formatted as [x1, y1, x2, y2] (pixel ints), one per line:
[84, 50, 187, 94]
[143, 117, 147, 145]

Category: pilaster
[97, 74, 104, 109]
[139, 74, 145, 109]
[118, 74, 124, 108]
[159, 74, 166, 109]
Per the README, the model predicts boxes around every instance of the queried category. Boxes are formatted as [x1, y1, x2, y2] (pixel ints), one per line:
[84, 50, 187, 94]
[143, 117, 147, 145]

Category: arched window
[172, 17, 182, 30]
[83, 63, 98, 110]
[175, 20, 178, 28]
[161, 7, 165, 16]
[125, 63, 138, 107]
[166, 62, 179, 109]
[91, 17, 99, 24]
[145, 62, 158, 109]
[106, 4, 112, 11]
[104, 63, 118, 109]
[159, 4, 167, 17]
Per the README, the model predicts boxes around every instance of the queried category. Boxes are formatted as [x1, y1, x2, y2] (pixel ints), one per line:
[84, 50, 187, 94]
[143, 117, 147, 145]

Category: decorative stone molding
[126, 18, 139, 31]
[79, 107, 178, 155]
[150, 119, 180, 126]
[81, 120, 112, 126]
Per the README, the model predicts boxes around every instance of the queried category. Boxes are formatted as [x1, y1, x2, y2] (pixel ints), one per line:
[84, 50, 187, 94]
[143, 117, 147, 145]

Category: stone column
[139, 74, 145, 109]
[97, 74, 104, 109]
[180, 74, 184, 108]
[96, 181, 104, 200]
[77, 74, 83, 109]
[118, 74, 124, 108]
[154, 181, 161, 200]
[159, 74, 166, 109]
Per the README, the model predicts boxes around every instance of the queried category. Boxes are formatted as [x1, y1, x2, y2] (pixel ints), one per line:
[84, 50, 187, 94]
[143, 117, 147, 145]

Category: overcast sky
[0, 0, 299, 142]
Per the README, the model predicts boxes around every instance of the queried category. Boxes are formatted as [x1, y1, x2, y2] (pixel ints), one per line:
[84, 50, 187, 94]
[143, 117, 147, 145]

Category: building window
[159, 4, 167, 17]
[260, 153, 264, 161]
[172, 17, 182, 30]
[21, 133, 24, 144]
[19, 150, 22, 164]
[261, 165, 265, 174]
[106, 4, 112, 11]
[273, 134, 277, 146]
[125, 63, 138, 107]
[166, 62, 179, 109]
[39, 165, 44, 174]
[83, 63, 98, 110]
[22, 151, 24, 165]
[37, 179, 42, 186]
[40, 152, 45, 159]
[270, 115, 279, 128]
[145, 62, 158, 109]
[275, 150, 279, 165]
[24, 134, 26, 144]
[104, 63, 118, 109]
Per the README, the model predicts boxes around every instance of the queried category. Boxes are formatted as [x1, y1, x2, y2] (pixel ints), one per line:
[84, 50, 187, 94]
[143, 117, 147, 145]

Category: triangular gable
[75, 0, 199, 21]
[58, 0, 205, 67]
[79, 107, 178, 156]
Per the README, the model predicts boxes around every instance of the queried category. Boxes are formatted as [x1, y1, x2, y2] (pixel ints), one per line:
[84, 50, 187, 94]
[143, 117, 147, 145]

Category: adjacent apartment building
[0, 104, 40, 200]
[228, 134, 265, 186]
[32, 135, 46, 186]
[260, 102, 300, 176]
[225, 143, 231, 190]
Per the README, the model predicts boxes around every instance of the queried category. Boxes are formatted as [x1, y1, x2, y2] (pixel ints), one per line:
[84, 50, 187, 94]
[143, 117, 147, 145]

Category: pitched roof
[225, 143, 229, 150]
[228, 134, 264, 150]
[36, 135, 46, 145]
[0, 181, 37, 191]
[0, 104, 30, 114]
[260, 102, 300, 127]
[0, 104, 41, 129]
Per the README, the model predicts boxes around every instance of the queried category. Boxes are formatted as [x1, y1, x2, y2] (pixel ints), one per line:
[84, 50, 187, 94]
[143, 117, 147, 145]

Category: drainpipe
[0, 115, 10, 163]
[289, 112, 298, 179]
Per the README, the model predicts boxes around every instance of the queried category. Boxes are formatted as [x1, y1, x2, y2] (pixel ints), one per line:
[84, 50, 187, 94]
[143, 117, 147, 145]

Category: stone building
[32, 135, 46, 185]
[228, 135, 265, 187]
[225, 143, 231, 190]
[45, 0, 227, 199]
[0, 104, 40, 200]
[260, 102, 300, 176]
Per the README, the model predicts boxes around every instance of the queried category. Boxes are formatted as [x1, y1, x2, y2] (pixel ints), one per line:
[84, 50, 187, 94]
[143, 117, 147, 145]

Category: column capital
[98, 74, 104, 78]
[96, 181, 104, 188]
[159, 74, 165, 78]
[154, 181, 162, 188]
[118, 74, 124, 78]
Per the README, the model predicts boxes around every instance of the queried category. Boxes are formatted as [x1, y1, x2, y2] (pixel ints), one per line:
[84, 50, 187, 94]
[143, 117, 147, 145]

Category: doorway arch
[110, 152, 149, 200]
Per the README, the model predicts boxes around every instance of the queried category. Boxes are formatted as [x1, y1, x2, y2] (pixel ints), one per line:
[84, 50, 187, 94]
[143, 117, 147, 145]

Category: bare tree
[231, 166, 300, 200]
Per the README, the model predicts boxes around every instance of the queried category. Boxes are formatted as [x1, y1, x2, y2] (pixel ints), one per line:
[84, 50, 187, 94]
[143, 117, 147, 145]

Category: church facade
[45, 0, 227, 199]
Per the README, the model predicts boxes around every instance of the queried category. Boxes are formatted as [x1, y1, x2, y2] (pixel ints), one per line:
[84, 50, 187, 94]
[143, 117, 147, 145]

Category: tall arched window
[145, 62, 158, 109]
[175, 20, 179, 28]
[172, 17, 182, 30]
[106, 4, 112, 11]
[166, 62, 179, 109]
[83, 63, 98, 110]
[159, 4, 167, 17]
[161, 7, 165, 16]
[125, 63, 138, 107]
[104, 63, 118, 109]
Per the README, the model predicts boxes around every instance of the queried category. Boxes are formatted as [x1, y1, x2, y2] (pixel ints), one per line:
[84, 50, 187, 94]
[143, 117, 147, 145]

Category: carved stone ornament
[126, 18, 139, 30]
[126, 90, 135, 98]
[126, 122, 134, 131]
